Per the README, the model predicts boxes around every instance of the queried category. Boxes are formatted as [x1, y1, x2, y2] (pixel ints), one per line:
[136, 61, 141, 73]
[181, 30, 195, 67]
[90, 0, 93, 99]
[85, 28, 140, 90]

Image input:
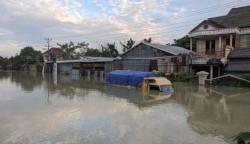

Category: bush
[167, 72, 196, 82]
[64, 71, 70, 75]
[36, 64, 43, 72]
[241, 74, 250, 81]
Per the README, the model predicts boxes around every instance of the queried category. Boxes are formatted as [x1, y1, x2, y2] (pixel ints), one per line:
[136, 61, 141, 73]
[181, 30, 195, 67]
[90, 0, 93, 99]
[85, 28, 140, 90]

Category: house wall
[122, 59, 150, 71]
[239, 34, 250, 48]
[122, 43, 172, 58]
[194, 23, 219, 32]
[58, 63, 73, 74]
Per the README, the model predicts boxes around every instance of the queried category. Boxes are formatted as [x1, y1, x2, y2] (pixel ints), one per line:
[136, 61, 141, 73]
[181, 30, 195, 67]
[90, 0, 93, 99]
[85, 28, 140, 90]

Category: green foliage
[120, 38, 136, 52]
[85, 48, 102, 57]
[36, 64, 43, 72]
[167, 73, 196, 82]
[0, 47, 42, 70]
[64, 71, 70, 75]
[101, 43, 119, 57]
[0, 56, 9, 69]
[232, 132, 250, 144]
[241, 74, 250, 81]
[57, 41, 89, 59]
[172, 35, 196, 51]
[144, 37, 152, 43]
[19, 47, 43, 64]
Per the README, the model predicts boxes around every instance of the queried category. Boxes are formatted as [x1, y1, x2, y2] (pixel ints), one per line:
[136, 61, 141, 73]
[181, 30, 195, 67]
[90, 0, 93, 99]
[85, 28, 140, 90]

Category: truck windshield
[159, 85, 174, 93]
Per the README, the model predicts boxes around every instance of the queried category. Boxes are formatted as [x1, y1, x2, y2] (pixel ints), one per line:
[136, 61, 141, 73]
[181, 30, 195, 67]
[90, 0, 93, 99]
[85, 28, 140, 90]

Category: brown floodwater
[0, 72, 249, 144]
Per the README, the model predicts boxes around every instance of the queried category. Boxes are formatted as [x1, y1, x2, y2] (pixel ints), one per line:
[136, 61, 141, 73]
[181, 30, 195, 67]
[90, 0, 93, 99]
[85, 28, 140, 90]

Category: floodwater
[0, 72, 249, 144]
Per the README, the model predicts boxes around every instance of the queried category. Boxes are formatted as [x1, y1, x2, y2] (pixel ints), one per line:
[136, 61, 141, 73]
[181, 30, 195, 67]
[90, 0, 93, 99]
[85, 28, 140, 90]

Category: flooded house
[113, 41, 192, 75]
[56, 57, 114, 75]
[189, 6, 250, 79]
[43, 47, 63, 73]
[43, 47, 114, 75]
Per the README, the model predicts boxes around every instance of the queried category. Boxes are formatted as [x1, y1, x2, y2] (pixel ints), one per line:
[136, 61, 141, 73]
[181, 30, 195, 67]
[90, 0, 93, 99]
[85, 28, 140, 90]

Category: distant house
[189, 6, 250, 78]
[43, 47, 63, 62]
[114, 41, 192, 74]
[56, 56, 115, 75]
[225, 48, 250, 74]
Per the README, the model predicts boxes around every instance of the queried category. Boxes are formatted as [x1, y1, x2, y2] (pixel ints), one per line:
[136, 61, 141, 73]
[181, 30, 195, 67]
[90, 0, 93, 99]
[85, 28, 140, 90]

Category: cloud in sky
[0, 0, 249, 57]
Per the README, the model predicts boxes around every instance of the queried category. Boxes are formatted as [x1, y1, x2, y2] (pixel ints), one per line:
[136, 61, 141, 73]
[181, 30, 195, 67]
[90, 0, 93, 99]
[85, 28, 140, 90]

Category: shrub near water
[167, 73, 196, 82]
[241, 74, 250, 81]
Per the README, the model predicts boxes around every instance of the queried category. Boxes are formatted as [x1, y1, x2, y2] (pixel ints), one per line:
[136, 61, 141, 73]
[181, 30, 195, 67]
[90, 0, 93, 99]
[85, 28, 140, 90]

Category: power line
[44, 38, 52, 51]
[51, 0, 250, 41]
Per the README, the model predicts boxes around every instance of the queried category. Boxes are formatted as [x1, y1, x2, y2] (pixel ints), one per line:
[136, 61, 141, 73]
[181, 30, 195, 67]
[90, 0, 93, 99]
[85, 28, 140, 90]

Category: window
[205, 40, 215, 55]
[203, 24, 208, 29]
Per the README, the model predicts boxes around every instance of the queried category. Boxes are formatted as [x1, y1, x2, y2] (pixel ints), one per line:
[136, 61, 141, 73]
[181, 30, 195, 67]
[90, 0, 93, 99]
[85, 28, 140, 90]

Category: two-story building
[189, 6, 250, 79]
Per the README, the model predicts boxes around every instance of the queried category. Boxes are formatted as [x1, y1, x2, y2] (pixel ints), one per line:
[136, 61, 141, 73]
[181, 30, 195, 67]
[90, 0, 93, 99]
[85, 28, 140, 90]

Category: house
[225, 48, 250, 74]
[43, 48, 63, 73]
[43, 47, 63, 62]
[189, 6, 250, 79]
[56, 56, 115, 75]
[113, 41, 192, 75]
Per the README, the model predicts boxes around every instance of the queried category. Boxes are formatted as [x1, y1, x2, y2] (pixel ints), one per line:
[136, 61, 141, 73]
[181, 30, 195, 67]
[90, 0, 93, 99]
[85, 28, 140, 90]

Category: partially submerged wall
[206, 74, 250, 87]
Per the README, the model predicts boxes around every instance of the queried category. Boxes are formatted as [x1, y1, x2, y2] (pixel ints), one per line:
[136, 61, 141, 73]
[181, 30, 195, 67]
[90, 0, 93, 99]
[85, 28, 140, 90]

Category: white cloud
[0, 0, 249, 56]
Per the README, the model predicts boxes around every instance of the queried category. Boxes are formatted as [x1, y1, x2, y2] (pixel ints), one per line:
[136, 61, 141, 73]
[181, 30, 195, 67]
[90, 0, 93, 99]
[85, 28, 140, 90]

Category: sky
[0, 0, 250, 57]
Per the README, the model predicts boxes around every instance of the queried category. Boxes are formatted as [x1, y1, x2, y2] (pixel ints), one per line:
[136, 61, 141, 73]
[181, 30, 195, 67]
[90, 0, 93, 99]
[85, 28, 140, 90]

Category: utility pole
[45, 38, 52, 52]
[44, 38, 52, 61]
[45, 38, 52, 73]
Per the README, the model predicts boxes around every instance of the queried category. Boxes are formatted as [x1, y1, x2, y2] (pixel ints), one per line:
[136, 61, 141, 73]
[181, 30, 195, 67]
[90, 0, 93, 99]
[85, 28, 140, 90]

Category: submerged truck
[105, 70, 173, 99]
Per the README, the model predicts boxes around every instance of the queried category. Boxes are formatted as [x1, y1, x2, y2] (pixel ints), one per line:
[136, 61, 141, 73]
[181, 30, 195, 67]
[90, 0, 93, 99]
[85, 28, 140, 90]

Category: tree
[101, 43, 119, 57]
[75, 42, 89, 57]
[0, 56, 9, 70]
[120, 38, 136, 52]
[172, 35, 196, 50]
[19, 47, 43, 64]
[144, 37, 152, 43]
[85, 48, 102, 57]
[57, 41, 90, 59]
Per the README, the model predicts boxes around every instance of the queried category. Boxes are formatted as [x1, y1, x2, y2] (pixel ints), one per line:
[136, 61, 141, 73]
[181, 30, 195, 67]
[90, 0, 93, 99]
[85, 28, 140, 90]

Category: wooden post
[219, 36, 222, 56]
[190, 38, 193, 51]
[218, 66, 221, 77]
[230, 34, 233, 47]
[210, 65, 213, 84]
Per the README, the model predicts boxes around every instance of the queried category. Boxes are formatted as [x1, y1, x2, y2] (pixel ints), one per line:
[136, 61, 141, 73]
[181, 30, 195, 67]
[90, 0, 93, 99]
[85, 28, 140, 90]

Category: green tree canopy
[120, 38, 136, 52]
[19, 47, 43, 64]
[172, 35, 196, 51]
[144, 37, 152, 43]
[101, 43, 119, 57]
[85, 48, 102, 57]
[57, 41, 89, 59]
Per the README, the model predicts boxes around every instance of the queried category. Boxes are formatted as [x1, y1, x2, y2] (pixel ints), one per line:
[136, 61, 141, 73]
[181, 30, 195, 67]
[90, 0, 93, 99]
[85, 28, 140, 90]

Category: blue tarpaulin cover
[105, 70, 159, 87]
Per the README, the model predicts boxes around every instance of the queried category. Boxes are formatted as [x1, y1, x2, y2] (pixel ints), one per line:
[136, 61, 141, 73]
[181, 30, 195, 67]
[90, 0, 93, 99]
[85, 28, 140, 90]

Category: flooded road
[0, 72, 249, 144]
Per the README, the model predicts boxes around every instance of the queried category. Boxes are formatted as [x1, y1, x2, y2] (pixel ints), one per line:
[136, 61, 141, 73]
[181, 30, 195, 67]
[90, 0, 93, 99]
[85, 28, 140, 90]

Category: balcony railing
[192, 50, 225, 59]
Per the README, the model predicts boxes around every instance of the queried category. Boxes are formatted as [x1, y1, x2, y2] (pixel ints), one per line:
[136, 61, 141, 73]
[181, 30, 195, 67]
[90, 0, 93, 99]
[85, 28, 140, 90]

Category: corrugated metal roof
[229, 48, 250, 58]
[142, 42, 192, 55]
[56, 56, 115, 64]
[209, 6, 250, 28]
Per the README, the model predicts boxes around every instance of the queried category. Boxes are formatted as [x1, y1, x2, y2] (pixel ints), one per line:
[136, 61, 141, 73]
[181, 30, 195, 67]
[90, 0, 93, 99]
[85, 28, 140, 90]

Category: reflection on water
[0, 72, 249, 144]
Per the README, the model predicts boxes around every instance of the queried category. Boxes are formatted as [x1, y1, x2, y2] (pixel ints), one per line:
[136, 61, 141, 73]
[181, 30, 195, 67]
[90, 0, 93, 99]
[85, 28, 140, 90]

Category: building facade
[189, 6, 250, 78]
[114, 42, 192, 75]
